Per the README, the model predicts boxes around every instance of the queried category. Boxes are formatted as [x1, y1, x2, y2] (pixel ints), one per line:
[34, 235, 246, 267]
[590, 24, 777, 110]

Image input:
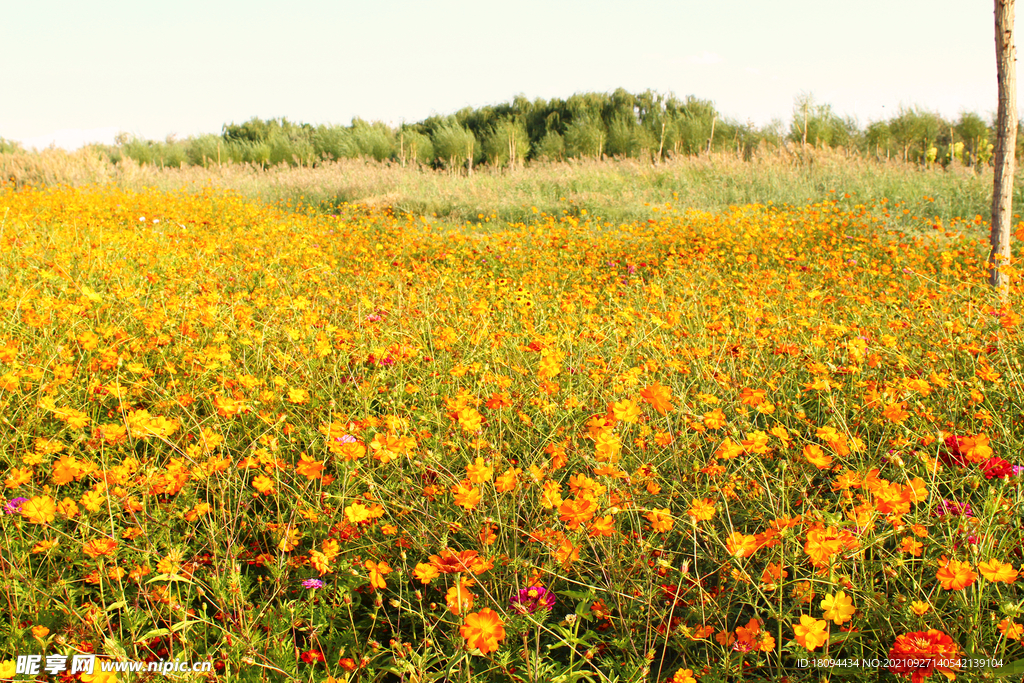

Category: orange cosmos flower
[460, 608, 505, 654]
[486, 392, 512, 410]
[935, 559, 977, 590]
[882, 402, 910, 424]
[309, 550, 333, 575]
[760, 562, 788, 586]
[80, 490, 105, 513]
[978, 559, 1018, 583]
[559, 496, 598, 530]
[494, 467, 520, 493]
[671, 669, 696, 683]
[612, 399, 641, 423]
[430, 548, 475, 574]
[295, 454, 324, 480]
[214, 394, 248, 417]
[5, 467, 32, 488]
[465, 457, 493, 483]
[568, 473, 606, 498]
[639, 381, 674, 415]
[83, 537, 118, 559]
[554, 537, 579, 567]
[900, 537, 923, 557]
[725, 532, 758, 558]
[587, 514, 616, 537]
[646, 508, 674, 533]
[998, 619, 1023, 640]
[804, 526, 844, 568]
[344, 502, 372, 524]
[715, 630, 736, 647]
[414, 563, 440, 584]
[688, 497, 716, 521]
[792, 614, 828, 650]
[802, 444, 832, 469]
[445, 578, 476, 615]
[51, 454, 83, 485]
[452, 481, 482, 510]
[252, 475, 276, 495]
[734, 618, 775, 653]
[703, 408, 726, 429]
[365, 560, 391, 590]
[31, 539, 59, 554]
[910, 601, 931, 616]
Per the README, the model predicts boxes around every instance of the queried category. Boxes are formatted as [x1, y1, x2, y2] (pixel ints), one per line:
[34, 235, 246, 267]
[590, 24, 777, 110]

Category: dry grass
[0, 144, 1007, 229]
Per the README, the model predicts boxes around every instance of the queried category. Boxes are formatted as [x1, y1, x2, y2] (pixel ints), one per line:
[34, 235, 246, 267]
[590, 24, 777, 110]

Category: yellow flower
[910, 600, 931, 616]
[252, 475, 276, 495]
[21, 496, 56, 524]
[612, 399, 641, 423]
[820, 591, 855, 624]
[344, 502, 371, 524]
[414, 563, 439, 584]
[80, 490, 106, 513]
[465, 457, 493, 484]
[793, 614, 828, 650]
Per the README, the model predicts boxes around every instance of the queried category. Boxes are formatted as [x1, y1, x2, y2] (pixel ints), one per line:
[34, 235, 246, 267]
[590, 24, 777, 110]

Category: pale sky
[2, 0, 1017, 150]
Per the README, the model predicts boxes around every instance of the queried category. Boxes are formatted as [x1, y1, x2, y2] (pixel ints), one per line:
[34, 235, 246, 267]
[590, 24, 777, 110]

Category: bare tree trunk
[991, 0, 1017, 294]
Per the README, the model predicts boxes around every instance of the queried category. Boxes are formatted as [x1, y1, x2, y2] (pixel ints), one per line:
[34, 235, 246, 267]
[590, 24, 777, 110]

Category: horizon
[3, 0, 1019, 151]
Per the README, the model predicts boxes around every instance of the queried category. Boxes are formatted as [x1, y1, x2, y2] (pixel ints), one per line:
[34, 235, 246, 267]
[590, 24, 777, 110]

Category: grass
[0, 145, 1015, 231]
[0, 163, 1023, 683]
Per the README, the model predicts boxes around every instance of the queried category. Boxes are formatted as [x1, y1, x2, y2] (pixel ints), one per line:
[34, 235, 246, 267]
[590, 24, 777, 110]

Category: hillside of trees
[4, 89, 1014, 172]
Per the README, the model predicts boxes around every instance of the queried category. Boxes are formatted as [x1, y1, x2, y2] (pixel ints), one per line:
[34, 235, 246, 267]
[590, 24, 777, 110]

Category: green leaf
[146, 573, 194, 584]
[135, 628, 171, 643]
[170, 619, 200, 633]
[828, 630, 858, 645]
[990, 658, 1024, 677]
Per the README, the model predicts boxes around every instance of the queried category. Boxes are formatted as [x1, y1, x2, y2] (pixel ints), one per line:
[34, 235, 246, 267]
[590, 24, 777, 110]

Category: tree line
[14, 89, 1019, 172]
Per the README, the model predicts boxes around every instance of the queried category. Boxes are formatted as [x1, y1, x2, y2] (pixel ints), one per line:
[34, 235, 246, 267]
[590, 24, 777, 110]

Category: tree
[954, 111, 991, 167]
[991, 0, 1017, 293]
[483, 118, 530, 169]
[431, 121, 477, 174]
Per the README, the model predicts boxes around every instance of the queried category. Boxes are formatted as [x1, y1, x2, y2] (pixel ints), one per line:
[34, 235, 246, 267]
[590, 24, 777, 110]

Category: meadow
[0, 157, 1023, 683]
[0, 144, 1014, 229]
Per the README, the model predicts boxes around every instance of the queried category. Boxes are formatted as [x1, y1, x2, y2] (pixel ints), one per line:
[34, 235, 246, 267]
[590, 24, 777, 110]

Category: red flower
[888, 629, 961, 683]
[980, 457, 1015, 480]
[939, 435, 967, 467]
[300, 649, 325, 664]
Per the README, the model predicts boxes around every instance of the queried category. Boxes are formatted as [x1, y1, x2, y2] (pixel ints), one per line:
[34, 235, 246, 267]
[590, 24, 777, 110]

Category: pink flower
[510, 586, 556, 615]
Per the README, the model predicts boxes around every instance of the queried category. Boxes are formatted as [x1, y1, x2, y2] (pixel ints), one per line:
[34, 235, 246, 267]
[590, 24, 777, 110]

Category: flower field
[1, 184, 1023, 682]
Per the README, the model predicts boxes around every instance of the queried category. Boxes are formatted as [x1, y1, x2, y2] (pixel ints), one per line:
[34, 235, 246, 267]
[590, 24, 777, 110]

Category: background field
[0, 144, 1015, 234]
